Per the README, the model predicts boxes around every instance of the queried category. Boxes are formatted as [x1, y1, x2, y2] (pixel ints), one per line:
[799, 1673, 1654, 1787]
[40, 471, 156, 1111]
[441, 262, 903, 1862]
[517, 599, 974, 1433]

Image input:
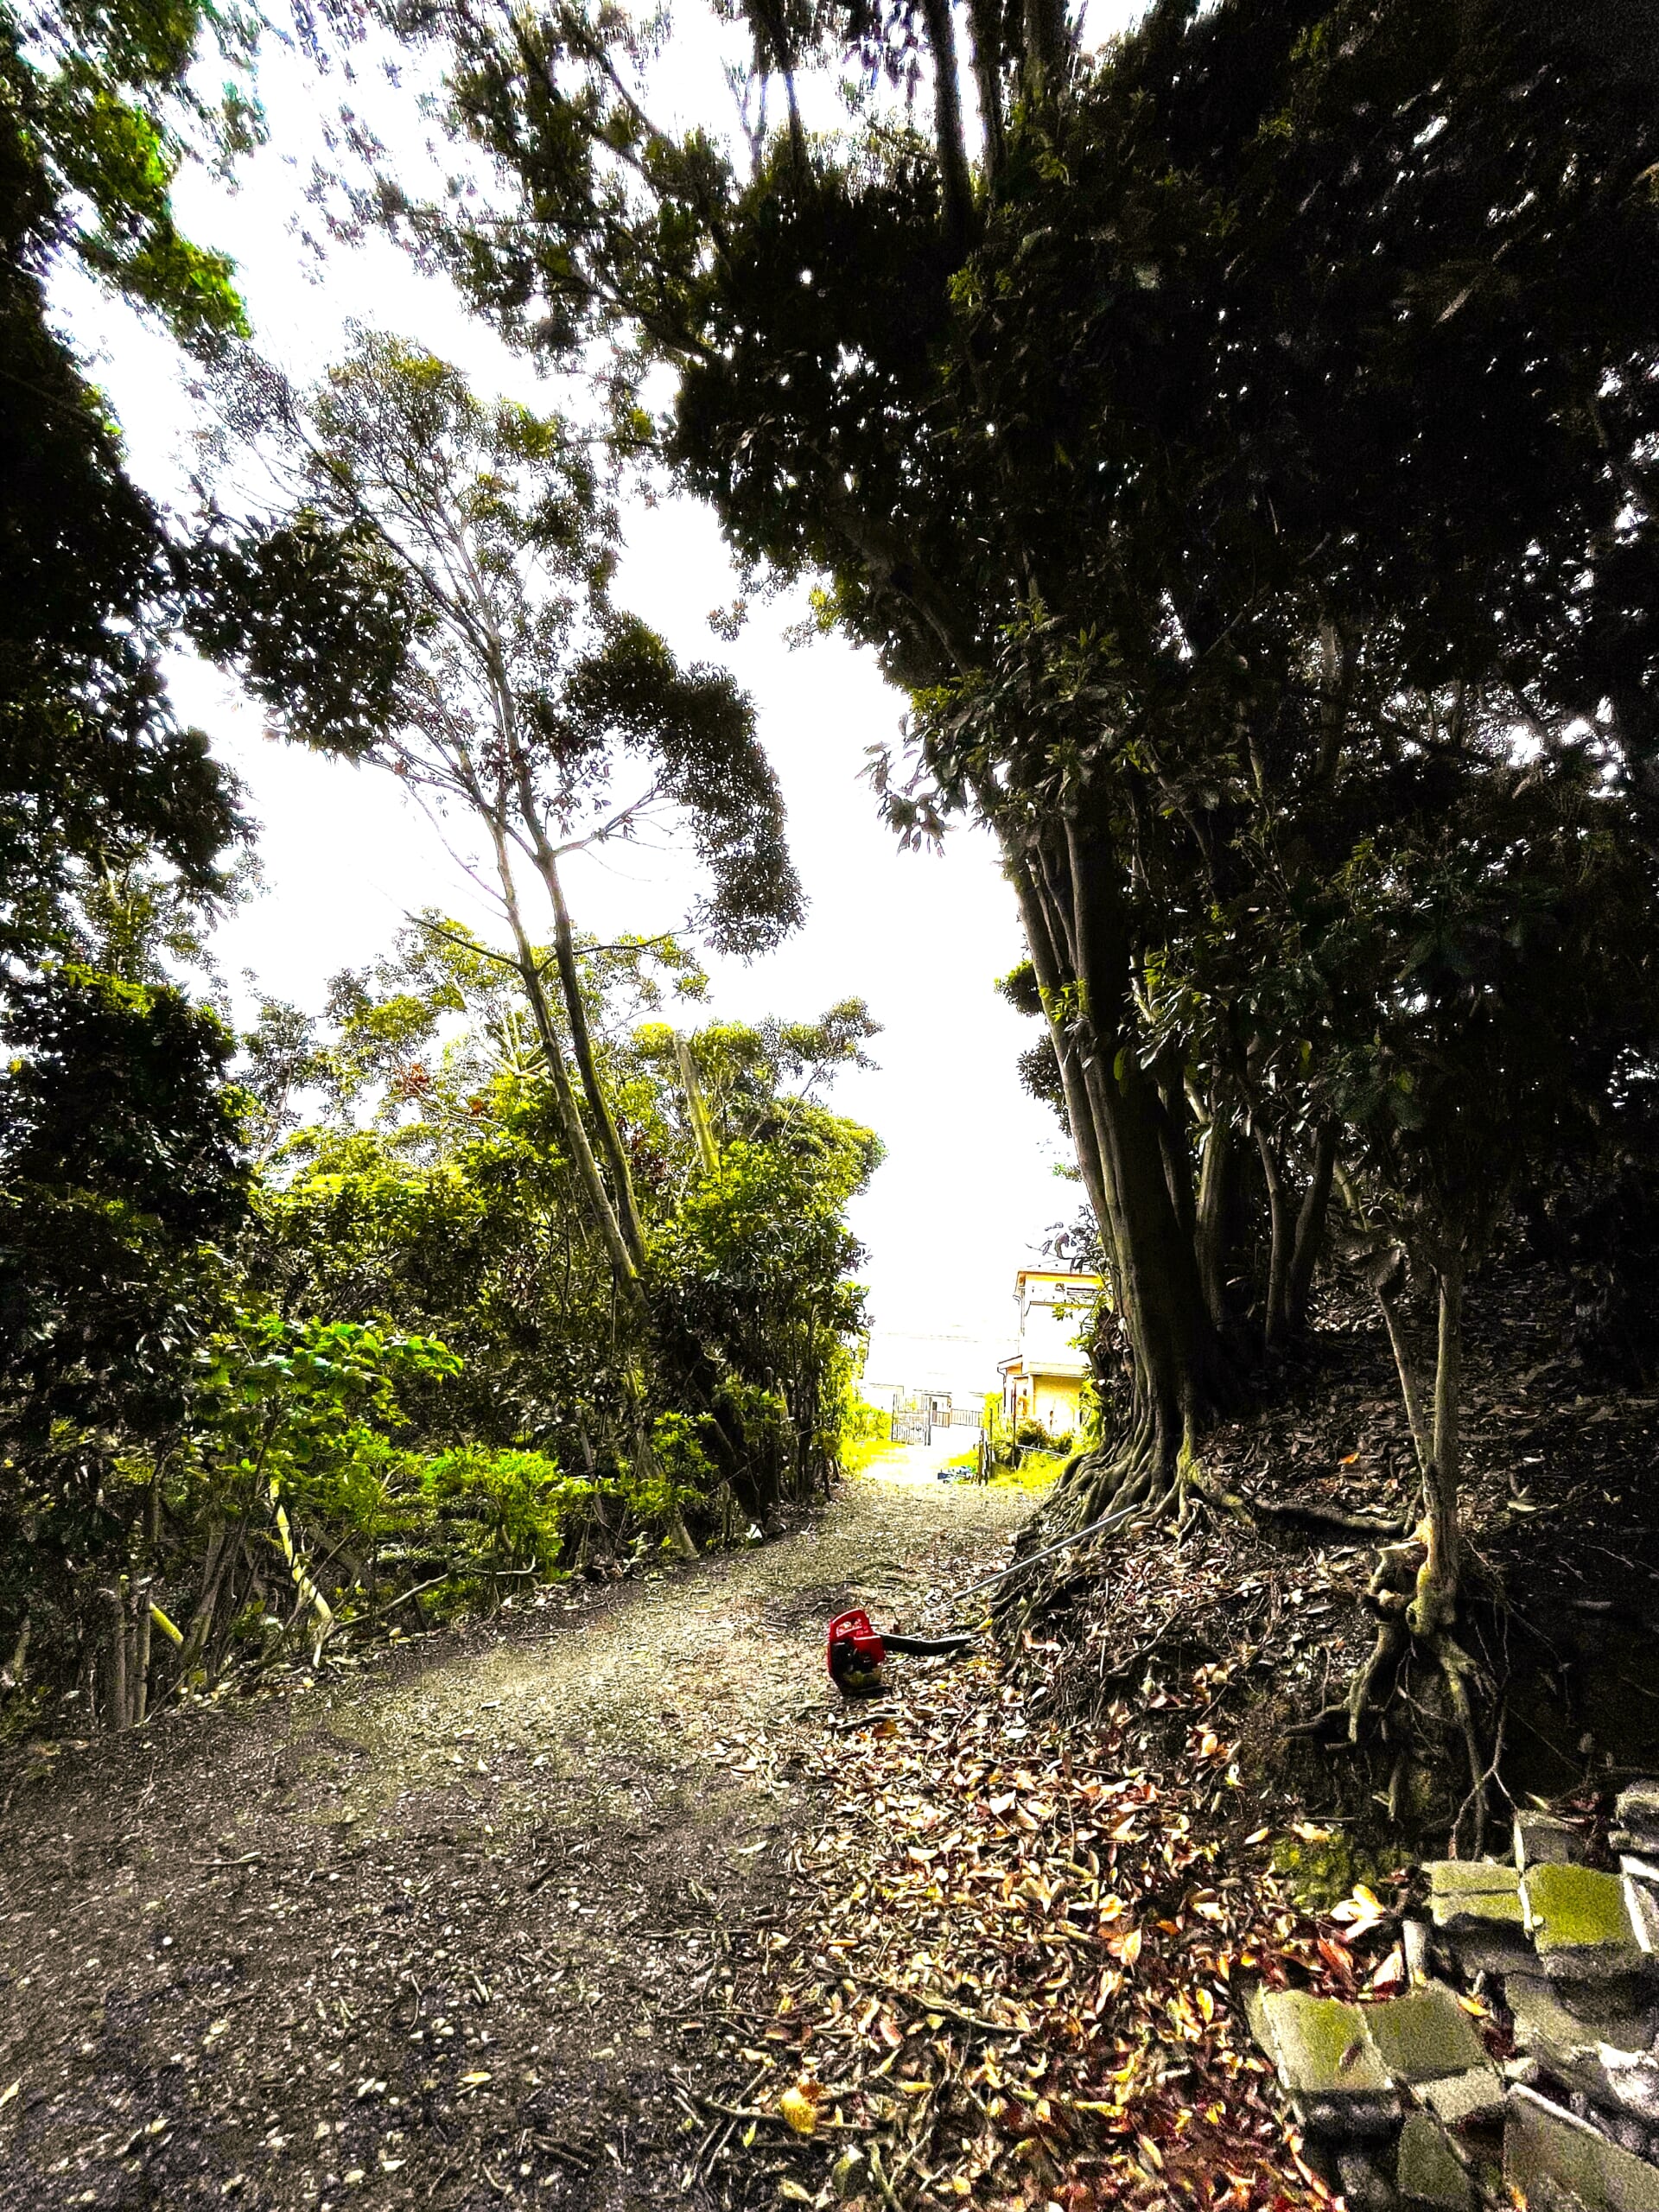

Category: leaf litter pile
[696, 1259, 1659, 2212]
[702, 1654, 1363, 2212]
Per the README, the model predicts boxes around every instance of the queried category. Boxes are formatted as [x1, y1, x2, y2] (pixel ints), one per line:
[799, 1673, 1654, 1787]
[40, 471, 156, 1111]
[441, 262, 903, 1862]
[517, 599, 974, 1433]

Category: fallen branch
[880, 1983, 1021, 2036]
[1249, 1497, 1408, 1536]
[952, 1497, 1144, 1604]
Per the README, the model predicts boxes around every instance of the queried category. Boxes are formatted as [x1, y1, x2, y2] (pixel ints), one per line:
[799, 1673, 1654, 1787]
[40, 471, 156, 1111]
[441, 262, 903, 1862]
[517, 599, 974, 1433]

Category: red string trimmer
[826, 1609, 977, 1698]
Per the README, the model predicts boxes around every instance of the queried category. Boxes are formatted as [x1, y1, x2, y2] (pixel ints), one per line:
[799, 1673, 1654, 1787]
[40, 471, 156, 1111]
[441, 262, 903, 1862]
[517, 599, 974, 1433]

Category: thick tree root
[1287, 1527, 1499, 1850]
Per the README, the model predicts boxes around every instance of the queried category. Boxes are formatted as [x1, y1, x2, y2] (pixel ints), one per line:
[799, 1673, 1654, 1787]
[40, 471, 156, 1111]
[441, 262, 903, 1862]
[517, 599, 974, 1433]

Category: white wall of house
[1015, 1272, 1101, 1376]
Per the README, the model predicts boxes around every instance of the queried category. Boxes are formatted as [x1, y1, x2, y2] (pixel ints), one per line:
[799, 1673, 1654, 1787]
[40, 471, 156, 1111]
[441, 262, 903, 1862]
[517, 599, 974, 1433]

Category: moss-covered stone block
[1504, 2082, 1659, 2212]
[1426, 1861, 1526, 1943]
[1427, 1859, 1522, 1895]
[1420, 2067, 1505, 2130]
[1366, 1986, 1491, 2084]
[1395, 2111, 1474, 2209]
[1522, 1863, 1643, 1980]
[1249, 1986, 1399, 2135]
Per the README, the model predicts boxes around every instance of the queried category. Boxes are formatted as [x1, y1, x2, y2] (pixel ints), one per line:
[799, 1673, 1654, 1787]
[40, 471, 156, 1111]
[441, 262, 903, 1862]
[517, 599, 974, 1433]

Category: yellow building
[997, 1267, 1103, 1438]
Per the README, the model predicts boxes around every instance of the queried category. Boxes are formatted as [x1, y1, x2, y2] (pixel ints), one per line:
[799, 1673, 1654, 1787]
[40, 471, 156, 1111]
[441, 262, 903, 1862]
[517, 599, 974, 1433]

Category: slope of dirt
[0, 1471, 1027, 2212]
[1013, 1258, 1659, 1845]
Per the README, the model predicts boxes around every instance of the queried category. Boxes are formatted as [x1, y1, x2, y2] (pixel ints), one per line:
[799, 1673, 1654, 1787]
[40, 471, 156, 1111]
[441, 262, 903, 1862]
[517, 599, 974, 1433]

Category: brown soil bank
[0, 1471, 1027, 2212]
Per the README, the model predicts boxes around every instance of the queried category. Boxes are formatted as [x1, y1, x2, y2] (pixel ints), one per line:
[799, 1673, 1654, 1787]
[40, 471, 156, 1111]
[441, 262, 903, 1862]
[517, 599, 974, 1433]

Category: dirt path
[0, 1471, 1028, 2212]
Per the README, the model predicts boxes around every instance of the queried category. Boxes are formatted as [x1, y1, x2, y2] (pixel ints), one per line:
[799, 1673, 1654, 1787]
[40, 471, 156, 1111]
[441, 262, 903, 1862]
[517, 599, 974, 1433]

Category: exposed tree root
[1284, 1525, 1501, 1849]
[1003, 1395, 1500, 1849]
[990, 1427, 1255, 1647]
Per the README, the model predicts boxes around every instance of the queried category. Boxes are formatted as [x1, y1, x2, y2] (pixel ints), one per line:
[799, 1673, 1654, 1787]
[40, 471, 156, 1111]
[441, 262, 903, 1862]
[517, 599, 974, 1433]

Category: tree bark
[177, 1512, 232, 1678]
[1410, 1258, 1464, 1637]
[100, 1586, 127, 1730]
[1063, 809, 1227, 1456]
[1020, 0, 1069, 92]
[675, 1033, 721, 1176]
[1255, 1126, 1291, 1345]
[490, 826, 645, 1308]
[1375, 1278, 1433, 1477]
[1194, 1115, 1236, 1331]
[918, 0, 975, 253]
[1285, 1122, 1338, 1332]
[1001, 809, 1235, 1528]
[531, 845, 650, 1272]
[963, 0, 1005, 182]
[1007, 847, 1112, 1239]
[130, 1473, 161, 1726]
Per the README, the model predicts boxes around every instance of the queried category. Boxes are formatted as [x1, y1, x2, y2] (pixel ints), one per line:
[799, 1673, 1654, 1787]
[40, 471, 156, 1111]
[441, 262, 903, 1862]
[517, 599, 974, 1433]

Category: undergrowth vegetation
[0, 933, 882, 1732]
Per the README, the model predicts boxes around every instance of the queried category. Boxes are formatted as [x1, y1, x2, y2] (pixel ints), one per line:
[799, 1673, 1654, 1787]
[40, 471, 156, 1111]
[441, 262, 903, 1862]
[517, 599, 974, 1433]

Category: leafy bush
[420, 1446, 589, 1577]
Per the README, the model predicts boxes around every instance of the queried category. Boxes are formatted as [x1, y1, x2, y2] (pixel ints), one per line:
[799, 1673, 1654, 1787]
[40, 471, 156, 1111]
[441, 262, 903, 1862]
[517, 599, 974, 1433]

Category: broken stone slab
[1420, 2066, 1507, 2131]
[1365, 1985, 1492, 2085]
[1614, 1785, 1659, 1854]
[1517, 1811, 1592, 1869]
[1427, 1862, 1534, 1973]
[1609, 2111, 1658, 2162]
[1338, 2146, 1401, 2212]
[1626, 1874, 1659, 1960]
[1506, 1973, 1659, 2113]
[1247, 1986, 1400, 2136]
[1396, 2110, 1475, 2209]
[1427, 1861, 1525, 1936]
[1522, 1863, 1646, 1982]
[1623, 1854, 1659, 1890]
[1503, 2082, 1659, 2212]
[1443, 1924, 1538, 1977]
[1599, 2046, 1659, 2130]
[1427, 1859, 1523, 1898]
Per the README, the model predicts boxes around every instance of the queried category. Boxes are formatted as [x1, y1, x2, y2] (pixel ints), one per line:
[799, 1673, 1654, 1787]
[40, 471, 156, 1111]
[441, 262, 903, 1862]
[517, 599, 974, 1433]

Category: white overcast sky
[60, 3, 1143, 1386]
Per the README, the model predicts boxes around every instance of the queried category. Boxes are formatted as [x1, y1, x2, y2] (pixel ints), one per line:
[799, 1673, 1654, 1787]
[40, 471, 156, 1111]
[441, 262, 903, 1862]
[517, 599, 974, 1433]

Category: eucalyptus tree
[355, 0, 1657, 1533]
[191, 332, 802, 1318]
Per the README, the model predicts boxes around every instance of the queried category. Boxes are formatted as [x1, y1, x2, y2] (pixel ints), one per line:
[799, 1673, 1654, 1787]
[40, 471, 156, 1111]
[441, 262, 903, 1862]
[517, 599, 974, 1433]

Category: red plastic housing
[826, 1607, 887, 1682]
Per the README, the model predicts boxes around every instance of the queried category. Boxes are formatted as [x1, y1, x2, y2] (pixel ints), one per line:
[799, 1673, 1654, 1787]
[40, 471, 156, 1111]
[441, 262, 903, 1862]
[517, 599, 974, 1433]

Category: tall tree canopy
[316, 0, 1659, 1825]
[364, 0, 1657, 1532]
[188, 333, 803, 1306]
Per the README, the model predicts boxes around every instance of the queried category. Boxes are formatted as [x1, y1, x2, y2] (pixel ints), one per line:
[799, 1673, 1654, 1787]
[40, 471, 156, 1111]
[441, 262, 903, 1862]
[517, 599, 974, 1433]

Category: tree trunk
[1194, 1115, 1236, 1331]
[963, 0, 1005, 182]
[675, 1034, 721, 1176]
[532, 847, 650, 1272]
[100, 1586, 127, 1730]
[1063, 812, 1227, 1440]
[918, 0, 974, 252]
[130, 1473, 161, 1726]
[1285, 1122, 1338, 1332]
[177, 1513, 231, 1678]
[1410, 1258, 1464, 1638]
[1007, 850, 1112, 1239]
[1007, 810, 1230, 1527]
[1255, 1126, 1291, 1346]
[490, 827, 645, 1308]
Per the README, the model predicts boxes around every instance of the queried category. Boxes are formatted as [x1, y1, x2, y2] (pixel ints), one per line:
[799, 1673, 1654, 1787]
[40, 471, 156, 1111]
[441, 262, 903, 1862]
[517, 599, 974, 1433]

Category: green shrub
[420, 1446, 588, 1575]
